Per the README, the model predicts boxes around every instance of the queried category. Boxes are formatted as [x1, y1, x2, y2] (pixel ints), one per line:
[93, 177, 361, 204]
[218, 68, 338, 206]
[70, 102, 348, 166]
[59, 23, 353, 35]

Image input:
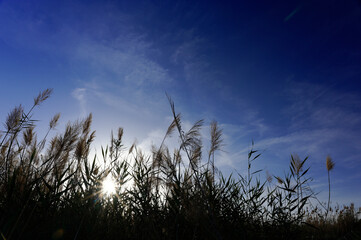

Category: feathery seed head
[129, 142, 136, 154]
[49, 113, 61, 129]
[291, 154, 303, 174]
[166, 114, 180, 138]
[1, 143, 8, 156]
[275, 176, 284, 184]
[326, 155, 335, 171]
[82, 113, 92, 135]
[23, 127, 34, 145]
[75, 137, 87, 160]
[87, 131, 96, 145]
[209, 121, 223, 160]
[6, 105, 23, 131]
[34, 88, 53, 106]
[266, 170, 273, 183]
[117, 127, 123, 140]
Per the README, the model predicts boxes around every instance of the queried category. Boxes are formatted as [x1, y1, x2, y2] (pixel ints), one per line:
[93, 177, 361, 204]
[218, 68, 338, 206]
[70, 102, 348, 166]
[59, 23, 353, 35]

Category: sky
[0, 0, 361, 207]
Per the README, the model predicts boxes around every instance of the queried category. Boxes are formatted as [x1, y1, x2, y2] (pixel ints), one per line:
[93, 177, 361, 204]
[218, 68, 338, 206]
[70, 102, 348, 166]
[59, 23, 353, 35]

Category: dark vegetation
[0, 89, 360, 240]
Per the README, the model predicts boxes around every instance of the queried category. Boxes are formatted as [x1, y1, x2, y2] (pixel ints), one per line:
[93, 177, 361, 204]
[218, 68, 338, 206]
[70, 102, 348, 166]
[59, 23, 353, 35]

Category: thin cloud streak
[71, 88, 87, 116]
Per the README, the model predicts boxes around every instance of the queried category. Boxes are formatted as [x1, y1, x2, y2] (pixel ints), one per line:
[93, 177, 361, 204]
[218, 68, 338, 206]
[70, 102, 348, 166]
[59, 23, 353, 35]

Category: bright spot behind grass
[102, 175, 116, 197]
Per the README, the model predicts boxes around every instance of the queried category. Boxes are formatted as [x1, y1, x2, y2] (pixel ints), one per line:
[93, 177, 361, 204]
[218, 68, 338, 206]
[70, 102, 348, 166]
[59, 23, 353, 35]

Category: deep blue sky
[1, 0, 361, 206]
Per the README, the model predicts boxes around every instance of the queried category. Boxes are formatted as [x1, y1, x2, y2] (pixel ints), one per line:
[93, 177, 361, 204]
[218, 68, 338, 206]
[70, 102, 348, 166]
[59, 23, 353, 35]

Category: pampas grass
[326, 155, 335, 217]
[0, 90, 359, 240]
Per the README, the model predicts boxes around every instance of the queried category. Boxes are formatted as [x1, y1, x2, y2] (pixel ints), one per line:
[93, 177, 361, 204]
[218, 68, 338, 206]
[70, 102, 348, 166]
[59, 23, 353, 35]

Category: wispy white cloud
[241, 82, 361, 164]
[75, 39, 172, 87]
[284, 81, 361, 130]
[71, 88, 87, 116]
[0, 1, 173, 91]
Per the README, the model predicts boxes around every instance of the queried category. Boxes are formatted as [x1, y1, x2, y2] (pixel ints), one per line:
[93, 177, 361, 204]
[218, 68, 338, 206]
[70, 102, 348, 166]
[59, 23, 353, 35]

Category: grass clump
[0, 89, 360, 240]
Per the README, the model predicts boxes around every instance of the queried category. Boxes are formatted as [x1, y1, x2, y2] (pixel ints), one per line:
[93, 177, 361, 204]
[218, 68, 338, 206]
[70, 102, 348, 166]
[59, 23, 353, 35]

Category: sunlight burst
[102, 175, 116, 196]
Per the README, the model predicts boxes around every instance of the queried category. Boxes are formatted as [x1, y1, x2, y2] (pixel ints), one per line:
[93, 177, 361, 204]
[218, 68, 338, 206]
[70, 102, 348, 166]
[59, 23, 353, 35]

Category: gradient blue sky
[1, 0, 361, 206]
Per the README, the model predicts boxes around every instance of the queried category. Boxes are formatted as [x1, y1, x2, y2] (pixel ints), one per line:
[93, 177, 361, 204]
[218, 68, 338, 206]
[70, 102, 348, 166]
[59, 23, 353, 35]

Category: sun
[102, 175, 116, 196]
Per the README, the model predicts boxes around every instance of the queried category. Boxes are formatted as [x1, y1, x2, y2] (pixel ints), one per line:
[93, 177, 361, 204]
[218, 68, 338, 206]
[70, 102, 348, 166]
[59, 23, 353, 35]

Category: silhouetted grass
[0, 89, 360, 240]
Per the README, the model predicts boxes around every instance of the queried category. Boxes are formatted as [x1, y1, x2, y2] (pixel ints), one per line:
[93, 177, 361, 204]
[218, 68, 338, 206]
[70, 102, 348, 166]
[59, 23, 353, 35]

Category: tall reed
[326, 155, 335, 217]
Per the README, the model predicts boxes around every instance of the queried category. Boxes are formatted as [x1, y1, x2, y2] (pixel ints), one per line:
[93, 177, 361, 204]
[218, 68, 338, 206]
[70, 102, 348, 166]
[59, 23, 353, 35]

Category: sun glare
[102, 175, 116, 196]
